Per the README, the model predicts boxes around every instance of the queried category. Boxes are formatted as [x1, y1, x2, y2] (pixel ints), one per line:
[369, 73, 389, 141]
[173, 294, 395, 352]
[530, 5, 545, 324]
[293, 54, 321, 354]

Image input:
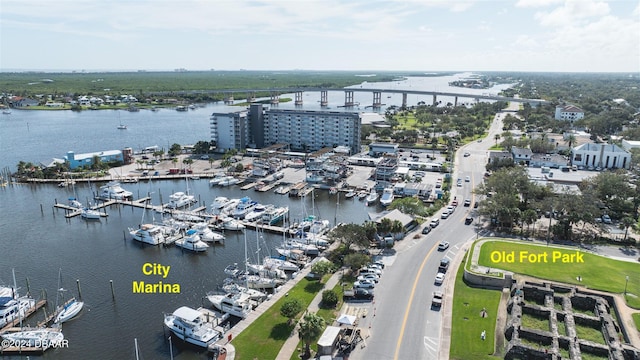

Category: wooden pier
[0, 299, 47, 333]
[241, 182, 257, 190]
[37, 298, 74, 327]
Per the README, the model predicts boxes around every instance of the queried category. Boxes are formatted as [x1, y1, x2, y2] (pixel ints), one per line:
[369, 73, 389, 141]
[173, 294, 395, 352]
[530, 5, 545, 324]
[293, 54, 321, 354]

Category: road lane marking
[424, 336, 437, 352]
[393, 242, 438, 360]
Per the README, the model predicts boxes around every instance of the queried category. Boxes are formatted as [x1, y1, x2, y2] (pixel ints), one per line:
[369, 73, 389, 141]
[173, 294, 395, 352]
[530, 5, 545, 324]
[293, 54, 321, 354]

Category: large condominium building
[263, 109, 361, 155]
[210, 106, 361, 154]
[210, 109, 251, 153]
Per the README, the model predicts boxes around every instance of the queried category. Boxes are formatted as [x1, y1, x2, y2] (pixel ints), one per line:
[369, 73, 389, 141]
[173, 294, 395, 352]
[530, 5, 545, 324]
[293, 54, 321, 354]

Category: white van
[541, 166, 550, 174]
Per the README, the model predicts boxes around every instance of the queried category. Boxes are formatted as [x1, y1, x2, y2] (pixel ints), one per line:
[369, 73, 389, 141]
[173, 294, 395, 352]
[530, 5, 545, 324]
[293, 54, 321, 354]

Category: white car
[434, 273, 445, 285]
[438, 241, 450, 251]
[441, 210, 450, 219]
[354, 279, 376, 289]
[465, 176, 470, 182]
[602, 215, 612, 224]
[357, 274, 379, 283]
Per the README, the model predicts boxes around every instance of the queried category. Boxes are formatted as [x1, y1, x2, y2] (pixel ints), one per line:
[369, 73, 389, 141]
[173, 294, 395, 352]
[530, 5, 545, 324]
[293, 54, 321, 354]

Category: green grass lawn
[450, 258, 502, 360]
[633, 313, 640, 332]
[477, 240, 640, 309]
[232, 278, 324, 360]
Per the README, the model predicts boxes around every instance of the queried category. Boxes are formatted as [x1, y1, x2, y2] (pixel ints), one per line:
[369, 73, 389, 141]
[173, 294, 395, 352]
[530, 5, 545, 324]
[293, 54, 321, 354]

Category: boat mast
[134, 338, 140, 360]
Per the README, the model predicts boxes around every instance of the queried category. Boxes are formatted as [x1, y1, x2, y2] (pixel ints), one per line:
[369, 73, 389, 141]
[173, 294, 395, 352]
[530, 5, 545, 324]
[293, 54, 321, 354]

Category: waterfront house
[65, 150, 124, 170]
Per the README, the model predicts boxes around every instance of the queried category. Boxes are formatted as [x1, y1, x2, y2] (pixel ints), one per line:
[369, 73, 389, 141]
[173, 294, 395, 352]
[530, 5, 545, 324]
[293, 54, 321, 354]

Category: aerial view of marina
[1, 1, 639, 360]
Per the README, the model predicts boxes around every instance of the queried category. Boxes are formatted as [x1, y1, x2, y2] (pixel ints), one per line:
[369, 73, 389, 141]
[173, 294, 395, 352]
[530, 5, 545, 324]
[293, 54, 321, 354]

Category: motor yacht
[219, 216, 245, 231]
[379, 187, 395, 207]
[175, 229, 209, 252]
[190, 222, 225, 243]
[163, 306, 221, 348]
[206, 292, 252, 319]
[129, 224, 166, 245]
[365, 189, 379, 206]
[98, 181, 133, 200]
[244, 204, 267, 222]
[218, 176, 241, 187]
[166, 191, 196, 209]
[261, 206, 289, 225]
[0, 296, 36, 329]
[231, 197, 258, 219]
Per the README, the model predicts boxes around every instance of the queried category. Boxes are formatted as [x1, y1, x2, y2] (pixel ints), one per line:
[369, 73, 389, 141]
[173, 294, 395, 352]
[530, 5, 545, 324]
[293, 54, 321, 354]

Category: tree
[168, 143, 182, 157]
[619, 217, 636, 242]
[343, 253, 371, 272]
[494, 133, 501, 146]
[298, 312, 325, 359]
[321, 290, 338, 308]
[310, 260, 336, 279]
[280, 298, 303, 326]
[327, 223, 370, 253]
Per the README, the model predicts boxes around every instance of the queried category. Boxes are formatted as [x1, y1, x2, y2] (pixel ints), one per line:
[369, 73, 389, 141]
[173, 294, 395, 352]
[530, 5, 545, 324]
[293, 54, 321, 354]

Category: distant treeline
[0, 70, 451, 98]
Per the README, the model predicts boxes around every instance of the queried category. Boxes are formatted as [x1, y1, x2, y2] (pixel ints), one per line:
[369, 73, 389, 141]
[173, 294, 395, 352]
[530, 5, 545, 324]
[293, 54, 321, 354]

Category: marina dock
[0, 299, 47, 333]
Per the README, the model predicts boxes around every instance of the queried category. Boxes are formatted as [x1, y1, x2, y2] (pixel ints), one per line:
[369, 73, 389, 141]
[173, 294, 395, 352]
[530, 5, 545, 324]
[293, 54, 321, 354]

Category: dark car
[473, 202, 478, 208]
[463, 199, 471, 207]
[422, 226, 432, 235]
[438, 258, 450, 273]
[465, 217, 473, 225]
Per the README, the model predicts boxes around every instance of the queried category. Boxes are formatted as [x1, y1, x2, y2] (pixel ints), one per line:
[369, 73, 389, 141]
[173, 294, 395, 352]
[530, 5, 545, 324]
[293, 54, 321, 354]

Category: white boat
[379, 187, 395, 207]
[274, 185, 290, 195]
[2, 109, 11, 114]
[175, 229, 209, 252]
[308, 219, 330, 235]
[54, 299, 84, 324]
[208, 173, 228, 186]
[190, 222, 225, 243]
[117, 124, 127, 130]
[207, 292, 252, 319]
[211, 196, 231, 211]
[281, 239, 319, 256]
[246, 261, 286, 279]
[129, 224, 166, 245]
[243, 274, 283, 290]
[99, 181, 133, 200]
[224, 263, 241, 277]
[171, 212, 204, 222]
[68, 197, 101, 220]
[344, 190, 356, 199]
[261, 206, 289, 225]
[1, 329, 64, 351]
[0, 285, 15, 299]
[219, 216, 245, 231]
[0, 296, 36, 329]
[218, 176, 241, 187]
[365, 189, 379, 206]
[244, 204, 267, 222]
[163, 306, 221, 348]
[231, 197, 258, 219]
[357, 190, 368, 200]
[263, 257, 299, 272]
[220, 282, 266, 301]
[166, 191, 196, 209]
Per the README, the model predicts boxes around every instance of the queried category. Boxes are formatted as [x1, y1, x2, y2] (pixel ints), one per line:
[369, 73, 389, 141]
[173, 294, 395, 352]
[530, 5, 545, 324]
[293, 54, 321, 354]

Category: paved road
[350, 108, 509, 359]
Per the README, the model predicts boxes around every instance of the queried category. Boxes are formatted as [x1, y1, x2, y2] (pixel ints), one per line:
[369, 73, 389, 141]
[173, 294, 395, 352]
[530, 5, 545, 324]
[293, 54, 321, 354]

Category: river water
[0, 73, 513, 359]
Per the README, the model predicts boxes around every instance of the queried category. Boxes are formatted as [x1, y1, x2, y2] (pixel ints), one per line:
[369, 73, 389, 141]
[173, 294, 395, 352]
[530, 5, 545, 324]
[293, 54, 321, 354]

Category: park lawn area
[477, 240, 640, 309]
[232, 278, 324, 360]
[393, 112, 419, 130]
[289, 282, 345, 360]
[633, 313, 640, 332]
[450, 259, 502, 360]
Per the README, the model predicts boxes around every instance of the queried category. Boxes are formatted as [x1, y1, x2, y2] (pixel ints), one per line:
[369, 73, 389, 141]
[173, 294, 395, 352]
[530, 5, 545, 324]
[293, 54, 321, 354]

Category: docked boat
[54, 299, 84, 324]
[274, 184, 290, 195]
[344, 190, 356, 199]
[220, 282, 266, 301]
[357, 190, 368, 200]
[219, 216, 245, 231]
[209, 174, 228, 186]
[175, 229, 209, 252]
[231, 197, 258, 219]
[207, 292, 252, 319]
[163, 306, 221, 348]
[129, 224, 167, 245]
[211, 196, 232, 211]
[244, 204, 267, 222]
[379, 187, 395, 207]
[224, 263, 242, 277]
[1, 329, 64, 351]
[99, 181, 133, 200]
[0, 296, 36, 329]
[261, 206, 289, 225]
[243, 274, 283, 290]
[69, 197, 101, 220]
[263, 257, 299, 272]
[365, 189, 379, 206]
[190, 222, 225, 243]
[246, 261, 286, 279]
[166, 191, 196, 209]
[218, 176, 241, 187]
[308, 219, 330, 235]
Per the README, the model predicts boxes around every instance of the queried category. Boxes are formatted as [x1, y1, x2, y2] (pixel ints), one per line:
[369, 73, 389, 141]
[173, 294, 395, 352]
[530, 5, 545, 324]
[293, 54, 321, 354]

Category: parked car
[438, 241, 450, 251]
[357, 274, 379, 283]
[441, 211, 450, 219]
[344, 287, 374, 300]
[430, 218, 440, 228]
[360, 267, 382, 276]
[463, 199, 471, 207]
[465, 217, 474, 225]
[463, 152, 470, 157]
[422, 226, 432, 235]
[431, 291, 444, 308]
[354, 280, 376, 289]
[602, 214, 612, 224]
[434, 273, 445, 285]
[438, 258, 450, 273]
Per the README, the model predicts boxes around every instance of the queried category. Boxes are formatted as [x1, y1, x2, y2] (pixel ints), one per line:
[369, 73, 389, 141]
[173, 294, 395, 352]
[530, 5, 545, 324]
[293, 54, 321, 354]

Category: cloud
[516, 0, 563, 8]
[534, 0, 611, 27]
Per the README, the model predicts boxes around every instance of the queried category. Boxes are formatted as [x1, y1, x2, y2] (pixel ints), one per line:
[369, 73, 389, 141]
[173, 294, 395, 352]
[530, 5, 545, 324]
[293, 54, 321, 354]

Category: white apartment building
[555, 105, 585, 121]
[210, 110, 250, 153]
[263, 110, 361, 154]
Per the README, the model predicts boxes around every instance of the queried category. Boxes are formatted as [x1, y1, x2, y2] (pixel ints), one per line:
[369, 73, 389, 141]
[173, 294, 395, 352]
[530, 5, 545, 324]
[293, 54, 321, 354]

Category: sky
[1, 0, 639, 73]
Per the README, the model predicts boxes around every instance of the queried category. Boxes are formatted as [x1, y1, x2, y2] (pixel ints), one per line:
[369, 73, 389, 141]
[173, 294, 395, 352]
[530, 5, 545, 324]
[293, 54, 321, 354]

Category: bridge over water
[150, 87, 546, 108]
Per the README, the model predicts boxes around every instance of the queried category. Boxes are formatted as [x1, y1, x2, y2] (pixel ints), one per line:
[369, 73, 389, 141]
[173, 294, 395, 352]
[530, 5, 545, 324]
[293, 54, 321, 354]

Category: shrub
[321, 290, 338, 308]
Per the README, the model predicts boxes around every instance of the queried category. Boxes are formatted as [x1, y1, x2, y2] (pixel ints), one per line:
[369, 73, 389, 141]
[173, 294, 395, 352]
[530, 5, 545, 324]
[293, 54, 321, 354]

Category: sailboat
[54, 269, 84, 324]
[117, 111, 127, 129]
[0, 269, 62, 352]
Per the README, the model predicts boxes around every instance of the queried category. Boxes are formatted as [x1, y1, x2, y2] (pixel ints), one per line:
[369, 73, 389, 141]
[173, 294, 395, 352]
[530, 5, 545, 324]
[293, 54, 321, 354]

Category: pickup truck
[432, 291, 443, 308]
[343, 288, 374, 301]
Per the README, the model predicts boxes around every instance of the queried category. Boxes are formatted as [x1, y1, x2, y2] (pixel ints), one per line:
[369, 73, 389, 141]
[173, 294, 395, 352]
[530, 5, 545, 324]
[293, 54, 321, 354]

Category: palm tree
[619, 217, 636, 242]
[298, 312, 325, 359]
[494, 133, 501, 146]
